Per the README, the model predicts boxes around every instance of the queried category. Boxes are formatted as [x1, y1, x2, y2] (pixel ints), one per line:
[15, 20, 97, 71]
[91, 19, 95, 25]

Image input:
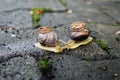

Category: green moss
[31, 7, 54, 28]
[95, 39, 112, 55]
[103, 10, 109, 16]
[59, 0, 67, 6]
[96, 39, 108, 49]
[32, 13, 40, 28]
[38, 58, 52, 71]
[89, 21, 96, 25]
[110, 24, 120, 26]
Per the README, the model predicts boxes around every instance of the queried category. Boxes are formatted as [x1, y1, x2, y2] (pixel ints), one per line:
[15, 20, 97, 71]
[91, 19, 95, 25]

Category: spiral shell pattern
[70, 21, 89, 42]
[38, 32, 58, 47]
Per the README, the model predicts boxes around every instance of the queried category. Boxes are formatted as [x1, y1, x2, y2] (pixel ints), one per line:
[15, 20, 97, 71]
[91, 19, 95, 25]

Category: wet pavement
[0, 0, 120, 80]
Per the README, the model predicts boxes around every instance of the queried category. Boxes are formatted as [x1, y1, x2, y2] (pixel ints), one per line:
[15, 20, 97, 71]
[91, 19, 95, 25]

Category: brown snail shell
[70, 21, 89, 42]
[71, 21, 85, 32]
[71, 29, 89, 41]
[38, 26, 58, 47]
[39, 26, 51, 34]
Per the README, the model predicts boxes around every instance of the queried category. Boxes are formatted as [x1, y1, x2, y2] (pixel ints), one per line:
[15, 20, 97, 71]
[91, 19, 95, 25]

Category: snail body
[38, 26, 58, 47]
[70, 21, 89, 42]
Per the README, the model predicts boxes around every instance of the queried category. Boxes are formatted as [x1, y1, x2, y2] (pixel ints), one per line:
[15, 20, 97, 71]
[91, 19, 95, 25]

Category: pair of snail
[34, 21, 92, 53]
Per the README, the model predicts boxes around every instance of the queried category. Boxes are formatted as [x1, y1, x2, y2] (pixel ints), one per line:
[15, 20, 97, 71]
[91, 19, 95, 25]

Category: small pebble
[12, 32, 15, 34]
[97, 66, 107, 71]
[0, 27, 5, 30]
[16, 35, 21, 39]
[4, 30, 8, 33]
[112, 73, 118, 78]
[115, 31, 120, 41]
[11, 34, 16, 37]
[87, 19, 91, 22]
[9, 27, 13, 31]
[16, 30, 19, 34]
[30, 11, 33, 14]
[67, 9, 72, 14]
[0, 43, 6, 46]
[114, 73, 118, 77]
[86, 1, 92, 5]
[115, 31, 120, 35]
[7, 46, 11, 50]
[59, 57, 63, 60]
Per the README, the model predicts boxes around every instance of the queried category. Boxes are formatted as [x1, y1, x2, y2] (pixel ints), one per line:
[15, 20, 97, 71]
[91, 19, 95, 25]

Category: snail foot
[65, 36, 93, 49]
[34, 43, 63, 53]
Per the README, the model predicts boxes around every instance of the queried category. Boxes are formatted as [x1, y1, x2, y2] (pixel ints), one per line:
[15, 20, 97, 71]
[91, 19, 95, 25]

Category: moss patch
[38, 58, 52, 72]
[32, 13, 40, 28]
[38, 57, 55, 79]
[31, 7, 54, 28]
[95, 39, 112, 55]
[59, 0, 67, 6]
[31, 7, 69, 28]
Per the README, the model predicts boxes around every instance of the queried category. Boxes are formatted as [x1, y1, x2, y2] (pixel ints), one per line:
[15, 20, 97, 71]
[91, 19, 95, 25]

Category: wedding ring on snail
[64, 21, 92, 49]
[34, 26, 63, 53]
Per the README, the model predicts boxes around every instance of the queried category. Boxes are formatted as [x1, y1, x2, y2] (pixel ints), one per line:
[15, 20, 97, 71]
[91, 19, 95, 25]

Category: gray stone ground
[0, 0, 120, 80]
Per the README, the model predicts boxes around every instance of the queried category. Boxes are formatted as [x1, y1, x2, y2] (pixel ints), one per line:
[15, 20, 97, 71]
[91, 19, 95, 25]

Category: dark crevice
[0, 8, 68, 14]
[0, 8, 31, 13]
[0, 51, 43, 63]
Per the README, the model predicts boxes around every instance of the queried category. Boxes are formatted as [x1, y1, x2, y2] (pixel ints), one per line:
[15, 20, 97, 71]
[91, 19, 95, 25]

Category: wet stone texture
[0, 10, 32, 29]
[0, 56, 41, 80]
[0, 0, 120, 80]
[50, 54, 120, 80]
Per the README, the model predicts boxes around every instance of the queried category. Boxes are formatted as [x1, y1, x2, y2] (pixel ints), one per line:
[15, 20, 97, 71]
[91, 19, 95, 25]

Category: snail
[65, 21, 92, 49]
[70, 21, 89, 42]
[34, 22, 92, 52]
[38, 26, 58, 47]
[34, 26, 63, 53]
